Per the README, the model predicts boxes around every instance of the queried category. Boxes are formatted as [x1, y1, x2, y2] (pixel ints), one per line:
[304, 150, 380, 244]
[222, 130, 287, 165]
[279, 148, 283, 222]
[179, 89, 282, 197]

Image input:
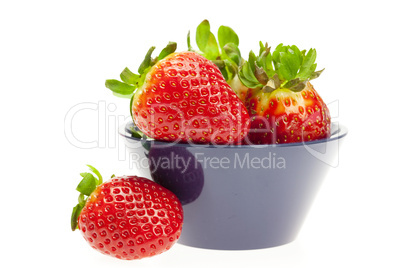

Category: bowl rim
[119, 121, 348, 149]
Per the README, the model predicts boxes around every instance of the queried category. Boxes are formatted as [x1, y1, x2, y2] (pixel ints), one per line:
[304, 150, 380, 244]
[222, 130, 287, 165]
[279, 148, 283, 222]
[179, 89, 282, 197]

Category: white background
[1, 0, 401, 267]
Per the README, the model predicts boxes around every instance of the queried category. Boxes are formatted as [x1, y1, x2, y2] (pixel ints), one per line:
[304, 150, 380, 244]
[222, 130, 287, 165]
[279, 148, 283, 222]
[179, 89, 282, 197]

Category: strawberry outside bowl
[119, 121, 347, 250]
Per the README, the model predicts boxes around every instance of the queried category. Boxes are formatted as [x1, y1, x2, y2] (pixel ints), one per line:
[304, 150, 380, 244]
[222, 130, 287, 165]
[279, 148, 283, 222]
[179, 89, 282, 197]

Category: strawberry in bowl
[238, 42, 330, 144]
[106, 43, 250, 145]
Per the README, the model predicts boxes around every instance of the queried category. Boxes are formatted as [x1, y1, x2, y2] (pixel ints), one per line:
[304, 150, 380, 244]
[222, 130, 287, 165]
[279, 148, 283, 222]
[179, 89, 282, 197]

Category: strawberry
[71, 165, 183, 260]
[238, 42, 331, 144]
[105, 42, 250, 145]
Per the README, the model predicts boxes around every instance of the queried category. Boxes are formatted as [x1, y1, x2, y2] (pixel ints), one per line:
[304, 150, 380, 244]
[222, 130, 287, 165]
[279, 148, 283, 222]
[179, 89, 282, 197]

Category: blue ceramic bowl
[119, 122, 347, 250]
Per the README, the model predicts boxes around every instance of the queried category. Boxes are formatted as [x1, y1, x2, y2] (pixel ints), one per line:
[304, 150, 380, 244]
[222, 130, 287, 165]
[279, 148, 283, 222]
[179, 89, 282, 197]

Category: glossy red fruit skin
[245, 82, 331, 144]
[131, 51, 250, 145]
[78, 176, 183, 260]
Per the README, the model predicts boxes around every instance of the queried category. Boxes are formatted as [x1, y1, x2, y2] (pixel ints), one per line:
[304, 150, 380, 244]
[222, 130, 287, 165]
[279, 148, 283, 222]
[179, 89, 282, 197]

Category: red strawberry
[246, 82, 330, 144]
[105, 43, 250, 145]
[238, 42, 331, 144]
[71, 165, 183, 260]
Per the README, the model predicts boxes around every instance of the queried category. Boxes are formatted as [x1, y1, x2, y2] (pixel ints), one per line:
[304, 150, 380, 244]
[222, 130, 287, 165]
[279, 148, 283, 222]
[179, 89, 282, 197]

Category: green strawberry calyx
[71, 165, 104, 231]
[105, 42, 177, 98]
[105, 42, 177, 119]
[188, 19, 243, 82]
[238, 42, 324, 92]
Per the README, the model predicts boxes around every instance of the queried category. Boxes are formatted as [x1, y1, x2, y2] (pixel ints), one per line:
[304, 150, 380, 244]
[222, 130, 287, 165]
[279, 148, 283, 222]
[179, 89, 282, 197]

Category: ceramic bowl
[119, 122, 347, 250]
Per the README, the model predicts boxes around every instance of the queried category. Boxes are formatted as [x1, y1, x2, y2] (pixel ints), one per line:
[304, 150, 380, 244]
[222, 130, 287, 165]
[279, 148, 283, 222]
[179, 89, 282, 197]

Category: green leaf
[138, 46, 156, 74]
[298, 48, 317, 80]
[237, 51, 263, 89]
[71, 203, 84, 231]
[259, 41, 266, 55]
[112, 92, 133, 99]
[120, 67, 139, 85]
[223, 58, 238, 80]
[256, 42, 275, 77]
[310, 68, 325, 80]
[158, 42, 177, 60]
[223, 43, 241, 66]
[238, 69, 261, 89]
[137, 67, 150, 88]
[130, 93, 134, 120]
[224, 59, 238, 73]
[80, 172, 98, 184]
[271, 44, 304, 81]
[105, 79, 135, 95]
[290, 45, 303, 66]
[212, 60, 225, 69]
[196, 20, 211, 52]
[187, 31, 193, 51]
[310, 63, 317, 75]
[76, 173, 97, 196]
[238, 60, 262, 89]
[220, 67, 229, 81]
[264, 54, 275, 77]
[205, 33, 219, 59]
[261, 56, 274, 77]
[196, 20, 219, 59]
[243, 61, 260, 84]
[279, 52, 299, 80]
[129, 127, 143, 139]
[248, 51, 257, 72]
[87, 165, 102, 184]
[272, 43, 284, 70]
[78, 193, 86, 206]
[217, 25, 239, 49]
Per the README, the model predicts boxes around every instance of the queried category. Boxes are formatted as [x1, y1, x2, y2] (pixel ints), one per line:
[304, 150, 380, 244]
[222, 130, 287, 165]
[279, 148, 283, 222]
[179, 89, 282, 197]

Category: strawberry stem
[120, 67, 139, 84]
[239, 43, 324, 93]
[71, 204, 83, 231]
[76, 173, 97, 195]
[138, 46, 156, 74]
[105, 42, 178, 99]
[105, 80, 135, 95]
[71, 165, 103, 231]
[87, 164, 102, 184]
[158, 42, 177, 60]
[187, 31, 193, 51]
